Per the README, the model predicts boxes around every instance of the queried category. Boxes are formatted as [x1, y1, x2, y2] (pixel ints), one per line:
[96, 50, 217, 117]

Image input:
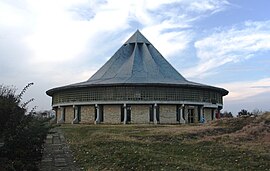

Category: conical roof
[46, 30, 228, 96]
[86, 30, 189, 85]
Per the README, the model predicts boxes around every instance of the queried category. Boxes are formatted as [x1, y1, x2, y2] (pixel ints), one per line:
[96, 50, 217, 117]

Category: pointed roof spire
[86, 30, 189, 84]
[124, 30, 151, 45]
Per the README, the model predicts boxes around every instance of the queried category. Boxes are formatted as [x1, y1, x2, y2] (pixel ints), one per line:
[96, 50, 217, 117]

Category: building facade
[46, 30, 228, 124]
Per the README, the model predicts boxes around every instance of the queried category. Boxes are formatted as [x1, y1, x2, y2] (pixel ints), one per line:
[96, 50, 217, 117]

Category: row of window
[52, 86, 223, 105]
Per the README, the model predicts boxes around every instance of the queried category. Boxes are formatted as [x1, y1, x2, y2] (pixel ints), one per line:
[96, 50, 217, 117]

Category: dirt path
[40, 128, 81, 171]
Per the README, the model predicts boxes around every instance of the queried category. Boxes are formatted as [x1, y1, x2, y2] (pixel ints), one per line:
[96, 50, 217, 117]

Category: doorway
[95, 105, 104, 122]
[187, 109, 194, 123]
[121, 105, 131, 123]
[149, 105, 160, 122]
[73, 106, 81, 122]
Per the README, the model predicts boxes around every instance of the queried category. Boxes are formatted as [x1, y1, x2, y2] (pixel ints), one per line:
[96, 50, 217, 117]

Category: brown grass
[60, 112, 270, 171]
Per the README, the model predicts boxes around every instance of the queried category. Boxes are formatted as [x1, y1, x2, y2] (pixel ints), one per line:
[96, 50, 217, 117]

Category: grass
[60, 113, 270, 171]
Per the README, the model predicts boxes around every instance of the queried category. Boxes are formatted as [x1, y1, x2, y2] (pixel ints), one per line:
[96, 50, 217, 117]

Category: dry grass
[60, 112, 270, 171]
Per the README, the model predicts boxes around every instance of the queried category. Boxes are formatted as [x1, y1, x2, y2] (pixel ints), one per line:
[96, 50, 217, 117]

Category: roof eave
[46, 83, 229, 97]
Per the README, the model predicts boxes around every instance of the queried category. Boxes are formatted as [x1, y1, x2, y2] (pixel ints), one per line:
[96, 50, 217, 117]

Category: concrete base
[72, 118, 79, 124]
[54, 103, 220, 124]
[57, 119, 65, 124]
[180, 119, 186, 124]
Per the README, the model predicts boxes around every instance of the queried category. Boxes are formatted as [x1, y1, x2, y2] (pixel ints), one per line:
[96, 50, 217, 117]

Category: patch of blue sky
[196, 0, 270, 29]
[204, 54, 270, 84]
[170, 46, 198, 69]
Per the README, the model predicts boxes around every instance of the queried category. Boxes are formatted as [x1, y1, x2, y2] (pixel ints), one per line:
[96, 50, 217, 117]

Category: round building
[46, 30, 228, 124]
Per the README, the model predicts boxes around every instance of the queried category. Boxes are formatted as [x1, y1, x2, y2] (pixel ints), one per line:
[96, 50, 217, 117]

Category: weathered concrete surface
[104, 105, 121, 123]
[40, 128, 81, 171]
[65, 106, 74, 124]
[159, 105, 177, 124]
[131, 105, 149, 123]
[81, 105, 95, 123]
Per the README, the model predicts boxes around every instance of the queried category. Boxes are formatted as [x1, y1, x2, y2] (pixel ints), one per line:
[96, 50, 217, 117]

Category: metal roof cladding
[46, 30, 228, 96]
[87, 30, 189, 84]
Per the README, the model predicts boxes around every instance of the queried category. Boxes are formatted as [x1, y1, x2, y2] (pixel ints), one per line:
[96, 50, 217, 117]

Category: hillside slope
[60, 112, 270, 171]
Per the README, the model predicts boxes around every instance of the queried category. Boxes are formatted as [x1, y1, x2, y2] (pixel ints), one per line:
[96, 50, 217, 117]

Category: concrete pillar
[200, 106, 204, 123]
[153, 103, 158, 124]
[72, 106, 79, 124]
[180, 104, 185, 124]
[51, 108, 57, 124]
[94, 104, 100, 124]
[213, 108, 217, 120]
[57, 107, 65, 124]
[123, 104, 127, 124]
[204, 108, 208, 123]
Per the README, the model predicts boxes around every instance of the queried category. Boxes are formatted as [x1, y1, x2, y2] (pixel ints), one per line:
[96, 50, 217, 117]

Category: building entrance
[121, 105, 131, 123]
[149, 105, 160, 122]
[95, 105, 104, 122]
[187, 109, 194, 123]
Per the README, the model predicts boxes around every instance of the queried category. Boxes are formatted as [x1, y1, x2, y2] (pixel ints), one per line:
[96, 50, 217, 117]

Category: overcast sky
[1, 0, 270, 114]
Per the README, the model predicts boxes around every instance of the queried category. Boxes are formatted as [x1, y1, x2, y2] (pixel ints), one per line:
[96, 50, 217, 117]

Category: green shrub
[0, 83, 52, 170]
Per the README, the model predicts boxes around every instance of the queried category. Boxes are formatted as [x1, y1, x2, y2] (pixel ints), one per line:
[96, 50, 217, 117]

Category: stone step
[40, 128, 80, 170]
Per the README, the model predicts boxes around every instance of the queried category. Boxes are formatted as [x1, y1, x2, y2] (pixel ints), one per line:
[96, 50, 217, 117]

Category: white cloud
[0, 0, 231, 111]
[0, 1, 30, 27]
[220, 77, 270, 114]
[216, 78, 270, 101]
[1, 0, 230, 64]
[223, 92, 270, 114]
[137, 0, 230, 57]
[187, 0, 229, 13]
[23, 0, 130, 64]
[142, 26, 193, 57]
[184, 20, 270, 78]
